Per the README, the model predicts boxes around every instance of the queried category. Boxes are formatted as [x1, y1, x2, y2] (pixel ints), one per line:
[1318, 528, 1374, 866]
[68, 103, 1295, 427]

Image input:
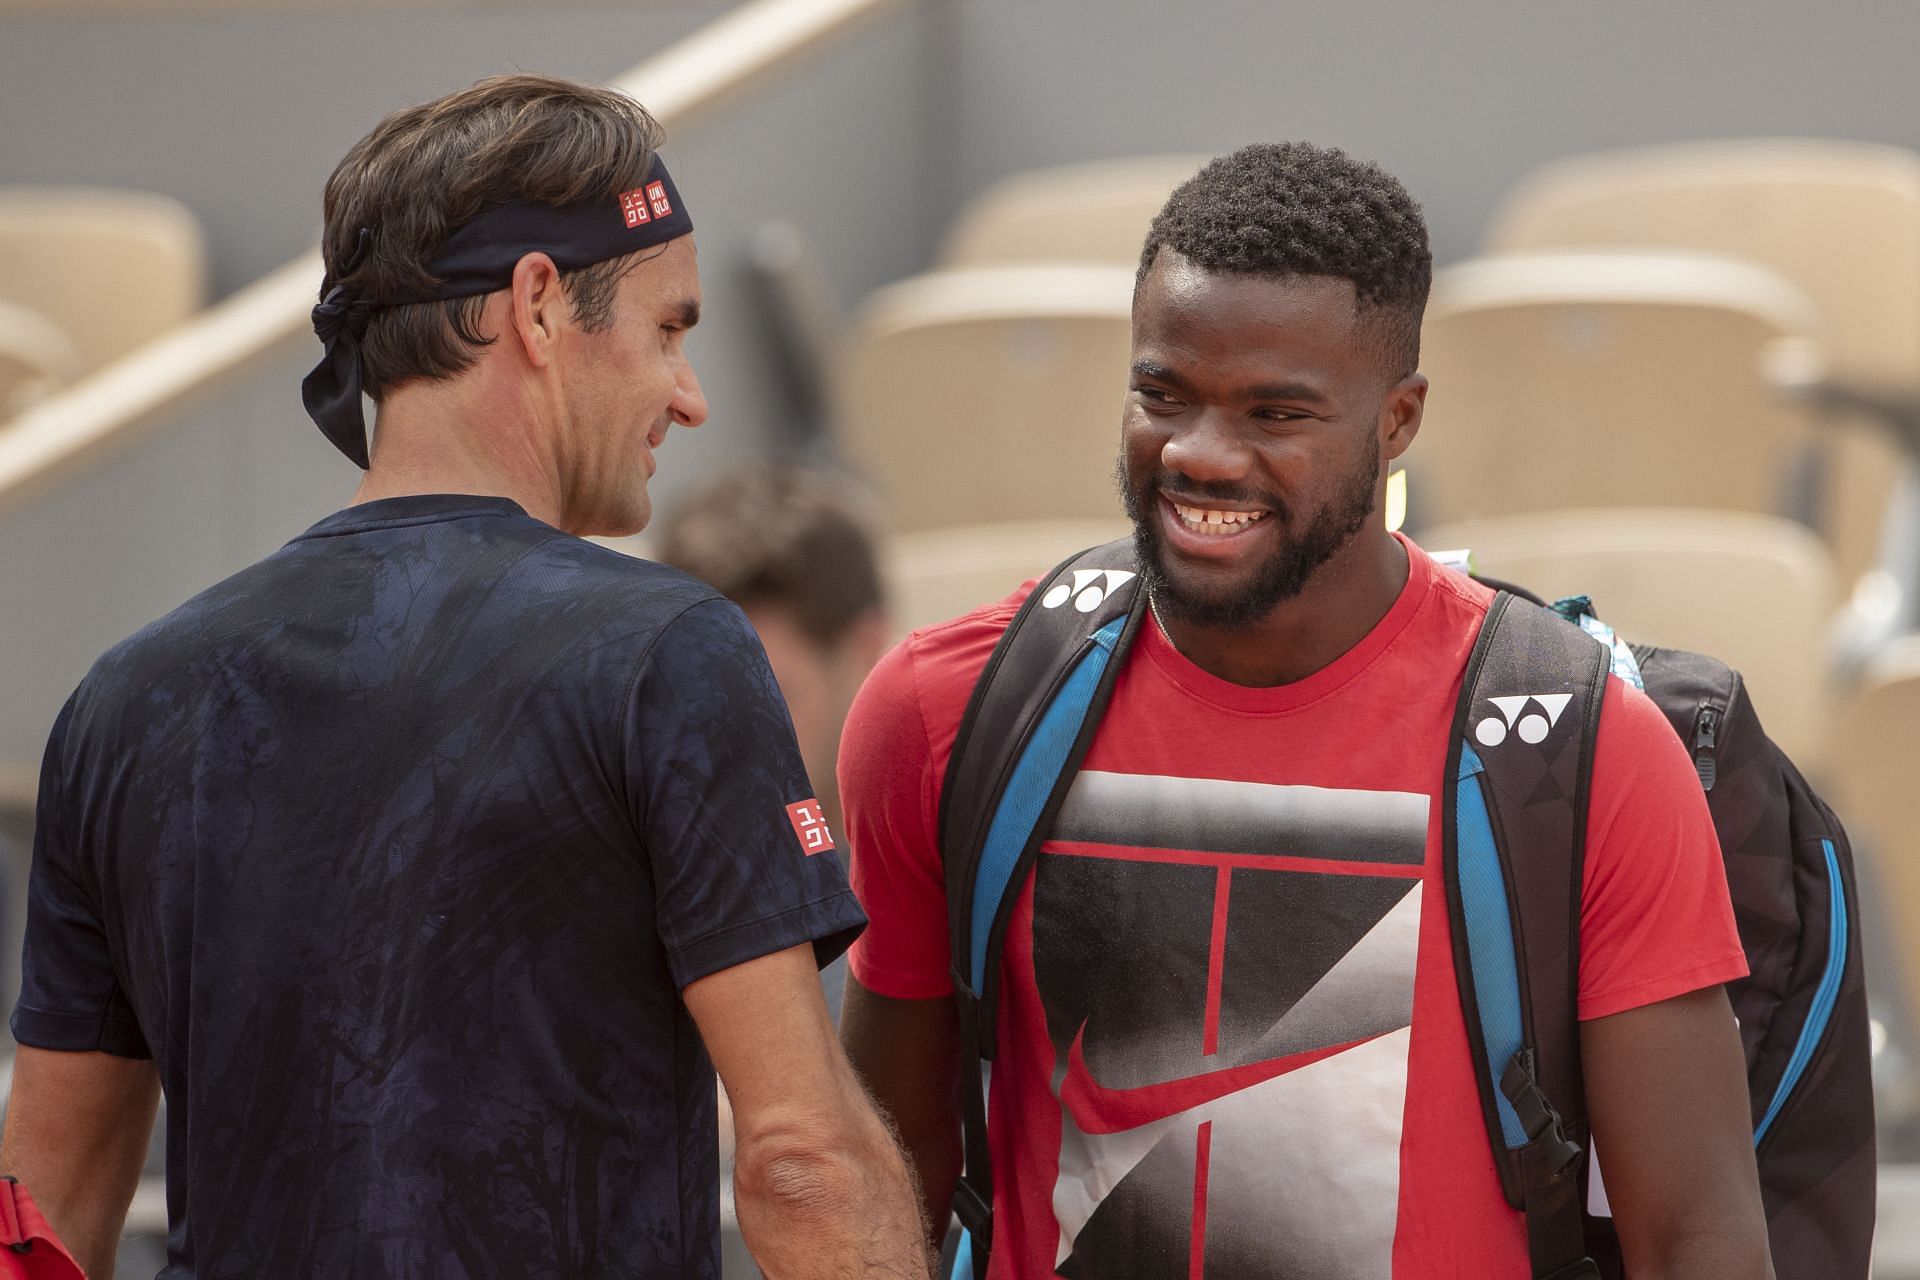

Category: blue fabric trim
[1574, 612, 1644, 691]
[968, 616, 1126, 990]
[1754, 839, 1847, 1145]
[952, 1232, 974, 1280]
[1456, 743, 1529, 1148]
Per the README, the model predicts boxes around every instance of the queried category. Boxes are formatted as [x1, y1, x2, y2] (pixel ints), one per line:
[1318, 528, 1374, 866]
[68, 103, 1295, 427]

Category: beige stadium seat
[1485, 142, 1920, 582]
[1407, 250, 1877, 575]
[0, 187, 208, 376]
[935, 155, 1206, 269]
[882, 518, 1131, 638]
[0, 299, 81, 419]
[1486, 140, 1920, 390]
[1416, 508, 1838, 764]
[1825, 634, 1920, 1014]
[837, 265, 1134, 533]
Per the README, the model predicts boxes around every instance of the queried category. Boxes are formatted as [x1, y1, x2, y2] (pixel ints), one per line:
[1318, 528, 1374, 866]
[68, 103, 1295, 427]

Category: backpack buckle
[951, 1177, 993, 1251]
[1500, 1050, 1583, 1179]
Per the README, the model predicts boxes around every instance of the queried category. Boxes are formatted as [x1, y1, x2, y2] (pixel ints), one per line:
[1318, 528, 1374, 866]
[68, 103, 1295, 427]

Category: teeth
[1171, 502, 1266, 535]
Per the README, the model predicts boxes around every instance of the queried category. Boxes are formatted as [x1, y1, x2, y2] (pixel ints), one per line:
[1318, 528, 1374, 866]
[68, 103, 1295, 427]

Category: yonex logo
[1041, 569, 1136, 613]
[1473, 693, 1573, 747]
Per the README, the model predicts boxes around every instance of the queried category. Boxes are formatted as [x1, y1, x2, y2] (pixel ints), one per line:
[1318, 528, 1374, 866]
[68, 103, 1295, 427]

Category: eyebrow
[675, 299, 702, 329]
[1130, 359, 1329, 405]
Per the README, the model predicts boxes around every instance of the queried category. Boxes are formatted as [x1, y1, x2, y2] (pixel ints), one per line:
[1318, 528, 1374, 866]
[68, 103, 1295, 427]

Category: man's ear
[507, 251, 565, 370]
[1381, 372, 1427, 464]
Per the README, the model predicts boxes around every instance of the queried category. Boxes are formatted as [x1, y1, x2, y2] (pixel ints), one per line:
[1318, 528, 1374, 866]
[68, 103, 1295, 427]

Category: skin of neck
[351, 260, 577, 530]
[1157, 513, 1410, 688]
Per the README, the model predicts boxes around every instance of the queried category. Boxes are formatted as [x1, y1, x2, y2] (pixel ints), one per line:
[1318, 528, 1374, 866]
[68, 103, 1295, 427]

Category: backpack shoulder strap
[1445, 591, 1611, 1280]
[937, 538, 1148, 1276]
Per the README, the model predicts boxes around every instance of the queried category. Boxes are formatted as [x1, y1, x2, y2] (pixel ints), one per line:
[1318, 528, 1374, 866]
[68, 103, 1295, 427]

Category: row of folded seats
[0, 187, 207, 419]
[830, 141, 1920, 1068]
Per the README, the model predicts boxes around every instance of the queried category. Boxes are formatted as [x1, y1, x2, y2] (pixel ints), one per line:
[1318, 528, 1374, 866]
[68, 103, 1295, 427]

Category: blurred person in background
[1, 74, 927, 1280]
[838, 143, 1771, 1279]
[655, 465, 889, 846]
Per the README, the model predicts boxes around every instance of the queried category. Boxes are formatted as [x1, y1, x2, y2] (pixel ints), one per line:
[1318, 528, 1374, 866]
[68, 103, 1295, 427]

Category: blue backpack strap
[1445, 591, 1612, 1280]
[937, 540, 1147, 1277]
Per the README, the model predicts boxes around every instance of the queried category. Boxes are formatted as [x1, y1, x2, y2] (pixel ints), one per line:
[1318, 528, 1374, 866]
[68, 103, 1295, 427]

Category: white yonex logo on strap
[1042, 569, 1136, 613]
[1474, 693, 1573, 747]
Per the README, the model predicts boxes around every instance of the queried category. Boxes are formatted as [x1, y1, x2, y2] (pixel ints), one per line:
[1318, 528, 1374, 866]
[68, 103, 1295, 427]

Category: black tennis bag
[939, 539, 1874, 1280]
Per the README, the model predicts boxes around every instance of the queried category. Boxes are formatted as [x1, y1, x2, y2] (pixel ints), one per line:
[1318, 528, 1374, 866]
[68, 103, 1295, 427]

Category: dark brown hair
[320, 74, 663, 399]
[656, 467, 886, 646]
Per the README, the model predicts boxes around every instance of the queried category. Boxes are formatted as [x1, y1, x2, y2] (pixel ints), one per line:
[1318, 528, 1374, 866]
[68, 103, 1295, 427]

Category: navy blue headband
[301, 155, 692, 468]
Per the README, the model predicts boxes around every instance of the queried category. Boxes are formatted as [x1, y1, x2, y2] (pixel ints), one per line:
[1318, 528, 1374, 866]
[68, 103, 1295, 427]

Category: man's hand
[839, 975, 962, 1261]
[1, 1045, 160, 1280]
[1582, 985, 1774, 1279]
[686, 944, 931, 1279]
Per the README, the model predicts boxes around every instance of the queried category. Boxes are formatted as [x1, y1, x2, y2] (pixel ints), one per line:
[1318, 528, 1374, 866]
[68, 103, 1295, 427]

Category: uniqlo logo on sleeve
[646, 180, 672, 218]
[786, 799, 835, 855]
[619, 188, 653, 228]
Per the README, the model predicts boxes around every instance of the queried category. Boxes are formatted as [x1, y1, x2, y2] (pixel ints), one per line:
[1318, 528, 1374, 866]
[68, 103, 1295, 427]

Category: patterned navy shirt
[13, 495, 865, 1279]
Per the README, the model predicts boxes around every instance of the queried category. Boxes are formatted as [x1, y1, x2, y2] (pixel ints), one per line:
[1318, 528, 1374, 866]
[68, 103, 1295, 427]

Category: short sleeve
[627, 598, 866, 988]
[841, 637, 956, 1000]
[1577, 678, 1749, 1021]
[12, 697, 151, 1059]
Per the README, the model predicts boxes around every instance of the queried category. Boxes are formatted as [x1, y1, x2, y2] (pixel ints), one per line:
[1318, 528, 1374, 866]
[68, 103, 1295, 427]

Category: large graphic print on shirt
[1033, 771, 1430, 1279]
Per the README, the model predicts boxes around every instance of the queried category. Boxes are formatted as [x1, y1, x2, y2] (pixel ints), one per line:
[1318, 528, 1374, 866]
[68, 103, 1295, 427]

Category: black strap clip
[951, 1176, 993, 1249]
[1501, 1049, 1583, 1180]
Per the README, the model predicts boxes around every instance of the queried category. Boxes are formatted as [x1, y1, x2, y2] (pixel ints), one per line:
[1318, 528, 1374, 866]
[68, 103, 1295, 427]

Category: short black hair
[1138, 142, 1432, 376]
[655, 466, 884, 646]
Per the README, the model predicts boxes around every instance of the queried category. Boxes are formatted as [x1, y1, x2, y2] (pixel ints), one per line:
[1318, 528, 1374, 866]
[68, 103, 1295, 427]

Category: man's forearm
[734, 1123, 932, 1279]
[1, 1048, 161, 1280]
[899, 1112, 960, 1260]
[1626, 1228, 1775, 1280]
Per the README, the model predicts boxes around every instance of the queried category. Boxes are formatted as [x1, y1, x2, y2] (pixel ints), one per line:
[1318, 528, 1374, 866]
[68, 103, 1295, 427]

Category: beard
[1120, 431, 1382, 629]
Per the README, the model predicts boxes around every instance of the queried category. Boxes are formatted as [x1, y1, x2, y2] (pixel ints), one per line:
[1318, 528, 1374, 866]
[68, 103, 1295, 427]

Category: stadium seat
[1484, 141, 1920, 589]
[0, 187, 208, 377]
[1416, 508, 1838, 765]
[836, 265, 1134, 533]
[1406, 251, 1879, 579]
[935, 155, 1205, 269]
[0, 298, 80, 419]
[1485, 140, 1920, 390]
[881, 518, 1131, 637]
[1826, 634, 1920, 1019]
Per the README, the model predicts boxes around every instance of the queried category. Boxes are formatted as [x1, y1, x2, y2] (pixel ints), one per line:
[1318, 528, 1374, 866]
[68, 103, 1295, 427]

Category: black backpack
[937, 539, 1874, 1280]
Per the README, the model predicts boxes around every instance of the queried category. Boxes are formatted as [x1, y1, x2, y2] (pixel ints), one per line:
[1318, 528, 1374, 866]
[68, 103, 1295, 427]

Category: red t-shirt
[842, 537, 1748, 1279]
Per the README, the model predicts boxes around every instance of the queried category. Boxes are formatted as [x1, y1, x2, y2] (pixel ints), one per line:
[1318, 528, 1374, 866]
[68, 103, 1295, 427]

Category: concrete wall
[932, 0, 1920, 266]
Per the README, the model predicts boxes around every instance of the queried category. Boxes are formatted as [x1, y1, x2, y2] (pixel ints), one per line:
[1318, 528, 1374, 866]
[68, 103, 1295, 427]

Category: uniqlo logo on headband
[786, 799, 835, 855]
[646, 180, 672, 219]
[619, 188, 653, 228]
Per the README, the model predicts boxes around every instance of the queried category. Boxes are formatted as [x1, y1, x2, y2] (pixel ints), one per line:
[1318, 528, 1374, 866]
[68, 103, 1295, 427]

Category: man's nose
[670, 359, 708, 428]
[1159, 410, 1250, 486]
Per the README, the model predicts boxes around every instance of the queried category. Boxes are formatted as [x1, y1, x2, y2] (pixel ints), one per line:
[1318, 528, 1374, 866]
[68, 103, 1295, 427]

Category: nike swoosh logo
[1059, 1023, 1394, 1135]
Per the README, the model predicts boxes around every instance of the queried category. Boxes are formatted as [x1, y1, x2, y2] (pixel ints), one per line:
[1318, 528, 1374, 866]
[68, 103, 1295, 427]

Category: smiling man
[3, 75, 927, 1280]
[838, 144, 1771, 1278]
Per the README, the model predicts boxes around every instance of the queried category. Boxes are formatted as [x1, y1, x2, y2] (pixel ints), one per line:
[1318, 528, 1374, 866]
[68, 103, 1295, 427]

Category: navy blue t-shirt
[14, 495, 866, 1278]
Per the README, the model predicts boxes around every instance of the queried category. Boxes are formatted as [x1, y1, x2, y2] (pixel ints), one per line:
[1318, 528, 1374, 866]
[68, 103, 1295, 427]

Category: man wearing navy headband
[2, 74, 930, 1279]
